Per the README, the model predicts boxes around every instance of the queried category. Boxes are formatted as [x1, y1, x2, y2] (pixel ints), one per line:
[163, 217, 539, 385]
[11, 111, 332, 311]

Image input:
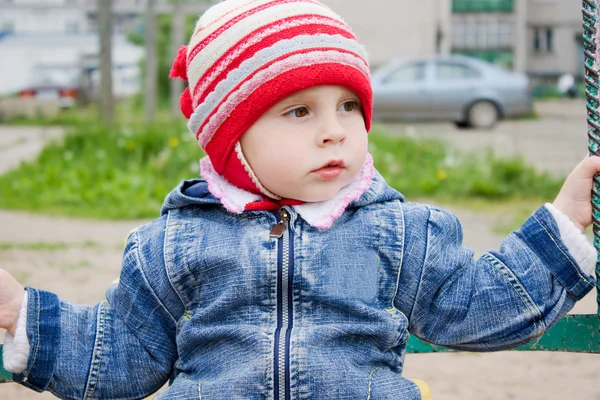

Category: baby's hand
[0, 269, 25, 336]
[553, 155, 600, 232]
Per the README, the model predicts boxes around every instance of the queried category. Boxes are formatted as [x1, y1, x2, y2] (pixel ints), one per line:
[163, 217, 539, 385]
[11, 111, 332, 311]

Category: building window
[32, 8, 48, 16]
[453, 0, 514, 13]
[66, 22, 80, 33]
[453, 18, 514, 50]
[1, 21, 14, 32]
[534, 27, 554, 53]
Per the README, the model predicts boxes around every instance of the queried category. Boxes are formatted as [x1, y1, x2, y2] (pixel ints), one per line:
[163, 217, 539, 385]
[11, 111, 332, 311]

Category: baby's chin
[266, 173, 357, 203]
[281, 185, 347, 203]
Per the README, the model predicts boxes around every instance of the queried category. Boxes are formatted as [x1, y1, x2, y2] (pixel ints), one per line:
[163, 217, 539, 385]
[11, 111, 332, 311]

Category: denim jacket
[12, 171, 596, 399]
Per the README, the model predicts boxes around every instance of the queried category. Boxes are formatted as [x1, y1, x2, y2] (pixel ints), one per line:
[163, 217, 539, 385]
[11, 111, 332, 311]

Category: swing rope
[582, 0, 600, 320]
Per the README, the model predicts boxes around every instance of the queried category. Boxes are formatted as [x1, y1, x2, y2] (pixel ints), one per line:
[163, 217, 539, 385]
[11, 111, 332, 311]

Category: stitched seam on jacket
[407, 205, 430, 322]
[21, 289, 40, 380]
[180, 216, 201, 306]
[373, 204, 384, 306]
[366, 368, 378, 400]
[83, 301, 107, 399]
[481, 253, 545, 336]
[164, 210, 191, 320]
[532, 213, 593, 289]
[390, 200, 405, 310]
[133, 229, 180, 326]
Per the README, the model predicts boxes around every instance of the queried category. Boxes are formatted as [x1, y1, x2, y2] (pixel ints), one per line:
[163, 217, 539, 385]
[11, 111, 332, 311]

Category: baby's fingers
[575, 155, 600, 180]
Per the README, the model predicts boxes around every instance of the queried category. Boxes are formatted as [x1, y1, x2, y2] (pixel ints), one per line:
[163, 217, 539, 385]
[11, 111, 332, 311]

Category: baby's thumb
[0, 269, 25, 335]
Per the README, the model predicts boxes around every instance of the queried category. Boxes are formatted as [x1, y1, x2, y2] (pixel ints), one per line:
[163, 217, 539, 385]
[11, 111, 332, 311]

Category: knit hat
[170, 0, 373, 199]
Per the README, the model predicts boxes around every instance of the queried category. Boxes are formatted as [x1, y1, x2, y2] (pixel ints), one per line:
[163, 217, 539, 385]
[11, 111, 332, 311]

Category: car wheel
[454, 121, 470, 129]
[466, 100, 499, 129]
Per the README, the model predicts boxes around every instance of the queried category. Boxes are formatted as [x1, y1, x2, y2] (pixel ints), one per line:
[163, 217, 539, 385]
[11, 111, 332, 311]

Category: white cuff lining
[3, 290, 30, 374]
[545, 203, 597, 277]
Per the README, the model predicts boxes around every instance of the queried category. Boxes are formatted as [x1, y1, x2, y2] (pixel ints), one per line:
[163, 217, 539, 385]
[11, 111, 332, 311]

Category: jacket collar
[161, 154, 404, 229]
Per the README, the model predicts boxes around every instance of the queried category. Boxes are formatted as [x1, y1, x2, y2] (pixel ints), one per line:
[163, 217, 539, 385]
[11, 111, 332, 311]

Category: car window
[384, 62, 426, 83]
[435, 62, 480, 80]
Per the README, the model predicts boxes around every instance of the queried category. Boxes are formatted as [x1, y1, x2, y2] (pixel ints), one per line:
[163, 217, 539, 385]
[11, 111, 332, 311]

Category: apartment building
[0, 0, 214, 35]
[322, 0, 444, 68]
[0, 0, 443, 72]
[450, 0, 583, 78]
[450, 0, 524, 70]
[0, 0, 151, 96]
[526, 0, 583, 79]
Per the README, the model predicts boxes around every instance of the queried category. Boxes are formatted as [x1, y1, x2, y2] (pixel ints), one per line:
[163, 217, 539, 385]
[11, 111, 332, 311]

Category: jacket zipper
[270, 208, 293, 400]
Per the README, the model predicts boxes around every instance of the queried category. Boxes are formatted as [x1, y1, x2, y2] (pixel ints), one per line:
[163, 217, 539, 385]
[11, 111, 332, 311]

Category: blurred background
[0, 1, 598, 399]
[0, 0, 585, 122]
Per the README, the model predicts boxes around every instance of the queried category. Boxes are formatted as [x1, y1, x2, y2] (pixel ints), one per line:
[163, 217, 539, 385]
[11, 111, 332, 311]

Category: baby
[0, 0, 597, 399]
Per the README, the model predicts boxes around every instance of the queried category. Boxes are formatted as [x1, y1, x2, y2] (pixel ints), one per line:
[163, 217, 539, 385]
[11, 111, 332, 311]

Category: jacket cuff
[2, 289, 31, 374]
[524, 207, 596, 301]
[544, 203, 597, 277]
[12, 288, 61, 392]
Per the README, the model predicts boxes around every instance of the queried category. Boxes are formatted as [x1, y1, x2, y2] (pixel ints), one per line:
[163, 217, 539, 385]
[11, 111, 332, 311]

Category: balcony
[453, 0, 514, 13]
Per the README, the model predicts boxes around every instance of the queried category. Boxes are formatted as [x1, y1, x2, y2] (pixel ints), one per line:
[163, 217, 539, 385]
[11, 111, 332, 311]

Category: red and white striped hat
[170, 0, 372, 198]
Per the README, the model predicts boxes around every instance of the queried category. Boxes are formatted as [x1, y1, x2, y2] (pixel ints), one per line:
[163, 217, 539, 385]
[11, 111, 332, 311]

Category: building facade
[322, 0, 443, 68]
[450, 0, 523, 70]
[0, 0, 214, 35]
[449, 0, 584, 79]
[0, 0, 582, 82]
[0, 0, 151, 97]
[525, 0, 583, 79]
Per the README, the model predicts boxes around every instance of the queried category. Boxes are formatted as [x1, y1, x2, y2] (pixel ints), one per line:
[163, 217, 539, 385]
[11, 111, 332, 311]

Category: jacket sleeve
[13, 226, 184, 399]
[395, 204, 596, 351]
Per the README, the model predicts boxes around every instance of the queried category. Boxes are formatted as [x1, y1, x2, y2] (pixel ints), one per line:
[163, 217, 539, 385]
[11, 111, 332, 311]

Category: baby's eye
[285, 107, 309, 118]
[339, 100, 360, 112]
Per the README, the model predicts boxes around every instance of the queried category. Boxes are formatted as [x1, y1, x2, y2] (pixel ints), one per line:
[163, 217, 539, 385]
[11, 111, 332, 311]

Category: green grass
[0, 116, 564, 220]
[369, 129, 562, 201]
[0, 118, 203, 219]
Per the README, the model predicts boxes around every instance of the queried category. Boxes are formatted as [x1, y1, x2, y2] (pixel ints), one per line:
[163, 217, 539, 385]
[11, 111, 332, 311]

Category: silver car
[371, 55, 533, 129]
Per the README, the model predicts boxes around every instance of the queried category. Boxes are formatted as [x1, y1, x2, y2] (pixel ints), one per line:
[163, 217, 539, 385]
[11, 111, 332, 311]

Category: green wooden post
[0, 345, 12, 383]
[406, 314, 600, 354]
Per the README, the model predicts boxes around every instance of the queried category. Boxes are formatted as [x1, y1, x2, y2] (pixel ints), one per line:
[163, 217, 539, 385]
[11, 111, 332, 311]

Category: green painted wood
[407, 314, 600, 354]
[0, 345, 13, 383]
[452, 0, 514, 13]
[0, 315, 597, 384]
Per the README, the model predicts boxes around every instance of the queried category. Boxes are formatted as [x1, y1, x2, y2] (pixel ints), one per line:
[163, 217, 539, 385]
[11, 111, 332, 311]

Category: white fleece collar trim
[199, 154, 375, 229]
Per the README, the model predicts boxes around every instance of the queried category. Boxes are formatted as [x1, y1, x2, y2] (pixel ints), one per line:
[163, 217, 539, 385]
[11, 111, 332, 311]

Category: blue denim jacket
[14, 171, 595, 399]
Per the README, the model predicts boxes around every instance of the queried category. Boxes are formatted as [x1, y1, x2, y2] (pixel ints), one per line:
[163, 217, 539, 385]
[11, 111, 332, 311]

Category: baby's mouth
[315, 160, 346, 170]
[311, 160, 346, 179]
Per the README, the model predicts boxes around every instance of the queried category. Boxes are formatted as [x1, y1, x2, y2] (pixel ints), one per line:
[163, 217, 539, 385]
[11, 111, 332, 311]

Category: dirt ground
[0, 100, 599, 399]
[0, 208, 597, 400]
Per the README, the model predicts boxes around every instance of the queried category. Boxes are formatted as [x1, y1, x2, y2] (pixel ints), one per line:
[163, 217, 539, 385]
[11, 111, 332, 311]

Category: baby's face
[240, 85, 368, 202]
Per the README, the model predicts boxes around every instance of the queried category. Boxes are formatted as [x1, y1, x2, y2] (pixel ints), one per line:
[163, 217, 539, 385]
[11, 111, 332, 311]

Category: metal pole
[170, 0, 186, 118]
[98, 0, 114, 124]
[145, 0, 158, 123]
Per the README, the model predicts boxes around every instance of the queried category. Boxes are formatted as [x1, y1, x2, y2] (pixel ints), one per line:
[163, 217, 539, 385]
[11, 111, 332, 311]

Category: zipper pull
[270, 208, 290, 238]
